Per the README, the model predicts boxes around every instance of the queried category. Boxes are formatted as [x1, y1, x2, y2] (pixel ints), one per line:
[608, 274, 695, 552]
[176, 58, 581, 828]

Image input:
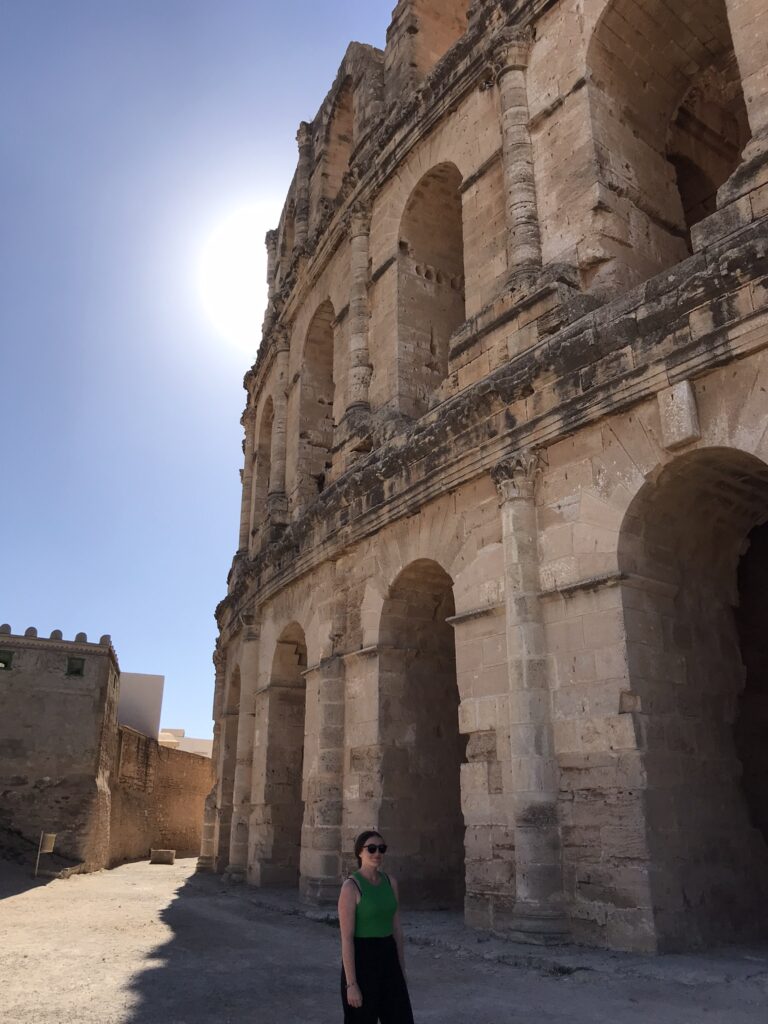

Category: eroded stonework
[207, 0, 768, 952]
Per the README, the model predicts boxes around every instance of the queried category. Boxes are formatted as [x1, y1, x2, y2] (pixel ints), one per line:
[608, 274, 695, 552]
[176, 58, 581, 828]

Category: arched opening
[296, 301, 335, 513]
[734, 522, 768, 849]
[274, 201, 296, 291]
[397, 163, 465, 418]
[250, 397, 273, 548]
[216, 667, 241, 871]
[262, 623, 308, 886]
[618, 448, 768, 949]
[587, 0, 749, 289]
[385, 0, 470, 88]
[378, 559, 467, 907]
[322, 80, 354, 201]
[409, 0, 470, 73]
[280, 201, 295, 262]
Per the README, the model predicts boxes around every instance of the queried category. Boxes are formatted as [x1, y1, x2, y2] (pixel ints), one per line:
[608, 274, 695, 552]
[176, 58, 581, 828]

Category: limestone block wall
[0, 628, 119, 869]
[212, 0, 768, 953]
[109, 726, 213, 865]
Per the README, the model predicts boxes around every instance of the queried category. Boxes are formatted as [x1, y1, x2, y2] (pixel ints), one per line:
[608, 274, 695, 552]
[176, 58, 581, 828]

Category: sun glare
[198, 201, 282, 353]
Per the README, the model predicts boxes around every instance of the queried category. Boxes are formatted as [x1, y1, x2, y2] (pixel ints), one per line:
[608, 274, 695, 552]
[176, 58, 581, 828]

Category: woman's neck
[359, 865, 380, 883]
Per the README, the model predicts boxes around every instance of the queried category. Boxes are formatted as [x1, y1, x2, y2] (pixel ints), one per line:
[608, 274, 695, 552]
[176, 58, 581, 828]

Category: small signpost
[34, 832, 57, 878]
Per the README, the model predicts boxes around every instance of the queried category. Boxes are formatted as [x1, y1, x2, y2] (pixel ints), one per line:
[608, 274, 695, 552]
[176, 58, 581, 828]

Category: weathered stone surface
[0, 631, 213, 872]
[210, 0, 768, 954]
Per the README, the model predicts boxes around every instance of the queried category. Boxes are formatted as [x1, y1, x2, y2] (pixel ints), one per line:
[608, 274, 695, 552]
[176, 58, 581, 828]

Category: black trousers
[341, 936, 415, 1023]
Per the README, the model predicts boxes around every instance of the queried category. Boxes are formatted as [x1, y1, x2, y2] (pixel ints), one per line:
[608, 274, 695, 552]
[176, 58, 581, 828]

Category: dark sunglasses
[363, 844, 387, 855]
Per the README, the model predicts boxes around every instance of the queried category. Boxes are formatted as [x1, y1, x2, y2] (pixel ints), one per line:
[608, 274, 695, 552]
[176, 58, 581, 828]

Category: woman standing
[338, 830, 415, 1023]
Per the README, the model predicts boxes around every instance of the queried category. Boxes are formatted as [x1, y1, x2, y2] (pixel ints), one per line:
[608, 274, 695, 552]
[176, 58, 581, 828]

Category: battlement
[0, 625, 119, 675]
[0, 624, 113, 646]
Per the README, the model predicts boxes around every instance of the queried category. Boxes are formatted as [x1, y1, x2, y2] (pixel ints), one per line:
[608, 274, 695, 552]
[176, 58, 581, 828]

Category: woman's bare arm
[390, 875, 406, 974]
[338, 879, 362, 1008]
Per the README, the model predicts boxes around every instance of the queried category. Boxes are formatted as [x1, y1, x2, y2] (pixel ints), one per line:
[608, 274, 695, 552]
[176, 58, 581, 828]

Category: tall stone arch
[292, 301, 337, 515]
[618, 446, 768, 948]
[397, 163, 466, 417]
[376, 559, 467, 907]
[586, 0, 750, 290]
[250, 623, 308, 887]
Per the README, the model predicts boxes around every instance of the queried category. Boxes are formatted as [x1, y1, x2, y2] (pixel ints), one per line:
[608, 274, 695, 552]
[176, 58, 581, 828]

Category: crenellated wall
[0, 626, 212, 873]
[0, 626, 119, 869]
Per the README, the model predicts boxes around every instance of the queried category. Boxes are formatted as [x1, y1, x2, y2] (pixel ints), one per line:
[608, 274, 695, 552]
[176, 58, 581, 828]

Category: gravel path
[1, 859, 766, 1023]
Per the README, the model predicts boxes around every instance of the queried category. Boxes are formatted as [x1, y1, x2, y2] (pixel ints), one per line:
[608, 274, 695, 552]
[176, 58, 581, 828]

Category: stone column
[267, 333, 290, 530]
[225, 618, 261, 881]
[266, 230, 278, 299]
[300, 655, 346, 903]
[721, 0, 768, 201]
[197, 723, 220, 872]
[492, 452, 568, 942]
[496, 33, 542, 277]
[295, 122, 313, 249]
[345, 203, 373, 413]
[237, 407, 257, 552]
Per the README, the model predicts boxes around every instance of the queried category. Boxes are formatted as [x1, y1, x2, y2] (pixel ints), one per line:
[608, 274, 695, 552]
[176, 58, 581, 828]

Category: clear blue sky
[0, 2, 391, 738]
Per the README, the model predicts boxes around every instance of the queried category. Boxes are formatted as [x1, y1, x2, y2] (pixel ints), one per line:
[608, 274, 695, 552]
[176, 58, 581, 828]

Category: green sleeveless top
[352, 871, 398, 938]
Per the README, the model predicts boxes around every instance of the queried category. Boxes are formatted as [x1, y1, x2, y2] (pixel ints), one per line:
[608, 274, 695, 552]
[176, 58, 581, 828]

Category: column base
[300, 874, 341, 905]
[506, 902, 570, 945]
[195, 855, 215, 873]
[223, 865, 247, 884]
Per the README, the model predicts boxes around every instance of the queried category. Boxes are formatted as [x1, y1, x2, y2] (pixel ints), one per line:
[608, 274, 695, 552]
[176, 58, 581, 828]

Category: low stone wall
[109, 727, 213, 866]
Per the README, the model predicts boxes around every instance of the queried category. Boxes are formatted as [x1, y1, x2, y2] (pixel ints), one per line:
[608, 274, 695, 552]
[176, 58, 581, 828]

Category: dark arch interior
[735, 521, 768, 848]
[619, 449, 768, 949]
[378, 560, 467, 907]
[397, 163, 465, 418]
[297, 301, 335, 511]
[587, 0, 750, 287]
[263, 623, 308, 886]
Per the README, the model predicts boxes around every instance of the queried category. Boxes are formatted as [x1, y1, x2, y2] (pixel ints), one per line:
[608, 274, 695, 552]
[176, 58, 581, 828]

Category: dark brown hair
[354, 830, 384, 867]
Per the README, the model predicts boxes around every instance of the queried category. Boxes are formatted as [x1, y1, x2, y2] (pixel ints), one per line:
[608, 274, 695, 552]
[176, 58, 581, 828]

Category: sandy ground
[1, 859, 767, 1023]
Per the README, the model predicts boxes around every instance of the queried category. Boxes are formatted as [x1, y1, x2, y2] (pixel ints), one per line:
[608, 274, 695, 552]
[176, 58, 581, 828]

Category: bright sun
[198, 201, 283, 353]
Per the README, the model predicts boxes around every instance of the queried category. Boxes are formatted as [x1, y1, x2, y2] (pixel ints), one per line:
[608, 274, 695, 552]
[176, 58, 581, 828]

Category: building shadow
[123, 870, 339, 1024]
[0, 858, 50, 899]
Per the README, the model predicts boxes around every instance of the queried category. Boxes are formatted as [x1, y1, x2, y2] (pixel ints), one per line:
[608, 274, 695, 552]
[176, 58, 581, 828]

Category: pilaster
[493, 451, 569, 943]
[224, 617, 261, 881]
[300, 655, 346, 904]
[345, 203, 373, 414]
[295, 122, 313, 248]
[496, 32, 542, 280]
[237, 407, 257, 552]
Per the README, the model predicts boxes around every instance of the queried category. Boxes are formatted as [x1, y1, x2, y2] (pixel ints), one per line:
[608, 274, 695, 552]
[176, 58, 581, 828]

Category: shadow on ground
[120, 868, 768, 1024]
[123, 871, 338, 1024]
[0, 826, 84, 899]
[0, 858, 50, 899]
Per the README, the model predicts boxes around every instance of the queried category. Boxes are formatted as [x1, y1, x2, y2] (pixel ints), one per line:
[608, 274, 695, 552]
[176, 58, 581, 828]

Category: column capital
[492, 449, 544, 502]
[494, 29, 532, 79]
[273, 323, 291, 354]
[344, 200, 372, 239]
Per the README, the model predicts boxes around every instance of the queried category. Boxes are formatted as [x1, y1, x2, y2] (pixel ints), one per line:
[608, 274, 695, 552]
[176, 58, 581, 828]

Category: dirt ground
[1, 859, 767, 1024]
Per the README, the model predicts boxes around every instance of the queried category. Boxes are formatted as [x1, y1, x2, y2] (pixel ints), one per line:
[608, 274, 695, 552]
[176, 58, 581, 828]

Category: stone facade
[209, 0, 768, 952]
[0, 627, 212, 871]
